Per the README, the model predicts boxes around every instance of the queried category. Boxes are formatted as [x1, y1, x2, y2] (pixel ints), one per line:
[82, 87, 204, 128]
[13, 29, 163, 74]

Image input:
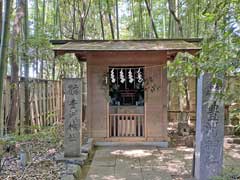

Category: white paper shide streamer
[128, 69, 134, 83]
[137, 68, 143, 83]
[110, 69, 116, 83]
[119, 69, 126, 83]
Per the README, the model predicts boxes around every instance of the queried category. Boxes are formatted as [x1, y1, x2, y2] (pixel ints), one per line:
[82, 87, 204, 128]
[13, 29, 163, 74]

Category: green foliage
[49, 123, 64, 143]
[211, 167, 240, 180]
[9, 124, 63, 143]
[232, 108, 240, 135]
[0, 140, 6, 157]
[168, 0, 240, 103]
[167, 52, 196, 96]
[56, 54, 81, 78]
[196, 0, 239, 77]
[2, 0, 240, 134]
[7, 0, 239, 81]
[235, 124, 240, 135]
[230, 107, 240, 119]
[168, 52, 196, 80]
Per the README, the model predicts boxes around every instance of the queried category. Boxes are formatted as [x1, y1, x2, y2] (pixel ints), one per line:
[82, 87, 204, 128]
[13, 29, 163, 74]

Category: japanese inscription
[195, 73, 224, 180]
[67, 84, 80, 95]
[205, 101, 219, 137]
[63, 78, 82, 157]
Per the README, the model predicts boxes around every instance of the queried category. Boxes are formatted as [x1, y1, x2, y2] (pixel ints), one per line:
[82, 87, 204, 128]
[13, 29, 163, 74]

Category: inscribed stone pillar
[195, 73, 224, 180]
[63, 78, 82, 157]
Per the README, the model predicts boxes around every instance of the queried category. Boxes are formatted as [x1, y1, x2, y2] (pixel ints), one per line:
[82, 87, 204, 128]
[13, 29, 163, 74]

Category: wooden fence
[109, 114, 145, 137]
[2, 77, 63, 134]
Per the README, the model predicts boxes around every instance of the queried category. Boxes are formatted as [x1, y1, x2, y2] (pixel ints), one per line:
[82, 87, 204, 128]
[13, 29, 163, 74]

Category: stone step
[171, 135, 195, 147]
[224, 125, 235, 136]
[226, 137, 240, 144]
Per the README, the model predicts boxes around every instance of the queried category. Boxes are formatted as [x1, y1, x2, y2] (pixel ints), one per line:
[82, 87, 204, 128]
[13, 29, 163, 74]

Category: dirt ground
[1, 135, 239, 180]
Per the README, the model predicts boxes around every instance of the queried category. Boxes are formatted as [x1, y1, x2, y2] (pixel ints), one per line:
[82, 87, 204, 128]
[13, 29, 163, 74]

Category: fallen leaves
[0, 138, 64, 179]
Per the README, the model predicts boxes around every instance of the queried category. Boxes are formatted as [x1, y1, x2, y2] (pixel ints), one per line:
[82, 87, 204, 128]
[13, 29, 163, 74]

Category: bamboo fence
[1, 77, 63, 134]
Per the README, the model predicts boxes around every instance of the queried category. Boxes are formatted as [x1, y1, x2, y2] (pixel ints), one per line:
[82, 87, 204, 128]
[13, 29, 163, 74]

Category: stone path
[85, 146, 193, 180]
[85, 144, 240, 180]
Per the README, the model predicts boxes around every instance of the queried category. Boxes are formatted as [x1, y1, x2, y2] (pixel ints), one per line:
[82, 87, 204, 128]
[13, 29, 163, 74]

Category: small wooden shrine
[51, 39, 200, 144]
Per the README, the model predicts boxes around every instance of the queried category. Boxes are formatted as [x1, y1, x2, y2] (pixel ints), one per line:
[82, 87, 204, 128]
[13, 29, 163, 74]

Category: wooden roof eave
[50, 38, 203, 45]
[54, 49, 200, 61]
[52, 39, 201, 60]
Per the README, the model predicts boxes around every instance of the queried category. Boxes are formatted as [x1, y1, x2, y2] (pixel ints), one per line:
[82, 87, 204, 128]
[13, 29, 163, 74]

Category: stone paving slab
[115, 169, 142, 180]
[91, 155, 116, 166]
[85, 166, 115, 180]
[142, 171, 172, 180]
[85, 145, 240, 180]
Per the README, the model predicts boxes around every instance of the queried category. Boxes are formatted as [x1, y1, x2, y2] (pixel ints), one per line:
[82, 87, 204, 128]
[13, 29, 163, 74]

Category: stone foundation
[56, 138, 94, 180]
[224, 125, 235, 135]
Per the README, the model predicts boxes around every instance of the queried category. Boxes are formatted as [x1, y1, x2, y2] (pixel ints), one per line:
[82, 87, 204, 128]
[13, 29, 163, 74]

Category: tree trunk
[144, 0, 158, 38]
[72, 0, 76, 39]
[167, 0, 183, 37]
[163, 11, 166, 38]
[34, 0, 39, 78]
[115, 0, 119, 39]
[168, 10, 171, 38]
[106, 0, 115, 39]
[55, 0, 60, 38]
[42, 0, 45, 27]
[34, 0, 39, 40]
[78, 0, 91, 40]
[183, 79, 190, 111]
[0, 0, 12, 136]
[131, 0, 134, 35]
[0, 0, 2, 39]
[57, 0, 62, 38]
[98, 0, 105, 40]
[23, 0, 30, 133]
[40, 0, 45, 79]
[139, 1, 143, 38]
[52, 59, 55, 80]
[7, 0, 25, 133]
[196, 0, 200, 37]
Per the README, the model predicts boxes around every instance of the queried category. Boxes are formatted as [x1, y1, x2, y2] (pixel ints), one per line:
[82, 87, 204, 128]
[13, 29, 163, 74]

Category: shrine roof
[51, 39, 201, 53]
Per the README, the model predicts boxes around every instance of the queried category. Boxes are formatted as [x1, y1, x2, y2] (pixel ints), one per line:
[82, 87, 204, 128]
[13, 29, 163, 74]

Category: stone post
[195, 73, 224, 180]
[63, 78, 82, 157]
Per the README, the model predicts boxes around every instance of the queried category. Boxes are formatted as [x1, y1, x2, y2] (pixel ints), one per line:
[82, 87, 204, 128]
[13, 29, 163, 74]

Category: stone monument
[63, 78, 82, 157]
[195, 73, 224, 180]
